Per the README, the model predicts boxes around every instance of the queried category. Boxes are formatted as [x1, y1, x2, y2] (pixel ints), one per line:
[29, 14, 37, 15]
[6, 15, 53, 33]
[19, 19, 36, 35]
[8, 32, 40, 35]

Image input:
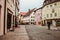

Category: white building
[30, 12, 36, 24]
[21, 16, 30, 24]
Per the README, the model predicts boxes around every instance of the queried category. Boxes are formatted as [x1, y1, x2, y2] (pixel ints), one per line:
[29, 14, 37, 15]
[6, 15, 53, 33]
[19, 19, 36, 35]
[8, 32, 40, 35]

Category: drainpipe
[4, 0, 6, 35]
[15, 1, 17, 27]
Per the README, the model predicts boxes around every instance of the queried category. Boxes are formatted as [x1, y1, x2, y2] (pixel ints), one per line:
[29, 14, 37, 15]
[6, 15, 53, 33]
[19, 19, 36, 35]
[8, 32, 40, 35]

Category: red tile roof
[20, 12, 26, 16]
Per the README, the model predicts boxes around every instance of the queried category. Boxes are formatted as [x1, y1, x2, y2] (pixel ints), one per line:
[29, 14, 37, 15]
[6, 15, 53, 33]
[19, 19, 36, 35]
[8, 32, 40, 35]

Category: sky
[20, 0, 44, 12]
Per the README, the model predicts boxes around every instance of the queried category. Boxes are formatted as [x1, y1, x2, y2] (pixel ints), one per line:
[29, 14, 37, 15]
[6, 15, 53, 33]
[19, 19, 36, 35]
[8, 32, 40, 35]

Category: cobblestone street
[0, 25, 60, 40]
[25, 25, 60, 40]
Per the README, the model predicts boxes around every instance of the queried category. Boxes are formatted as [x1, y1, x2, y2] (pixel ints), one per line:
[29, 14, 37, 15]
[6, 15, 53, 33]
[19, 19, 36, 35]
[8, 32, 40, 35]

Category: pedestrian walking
[47, 21, 51, 30]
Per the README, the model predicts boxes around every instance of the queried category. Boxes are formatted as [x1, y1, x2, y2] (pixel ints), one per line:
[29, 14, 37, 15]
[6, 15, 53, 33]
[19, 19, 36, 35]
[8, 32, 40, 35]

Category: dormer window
[49, 0, 51, 2]
[46, 1, 48, 4]
[43, 3, 46, 6]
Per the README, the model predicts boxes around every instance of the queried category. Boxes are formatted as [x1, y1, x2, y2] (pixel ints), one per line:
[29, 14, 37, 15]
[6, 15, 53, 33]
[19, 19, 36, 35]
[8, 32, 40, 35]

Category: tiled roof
[20, 12, 27, 16]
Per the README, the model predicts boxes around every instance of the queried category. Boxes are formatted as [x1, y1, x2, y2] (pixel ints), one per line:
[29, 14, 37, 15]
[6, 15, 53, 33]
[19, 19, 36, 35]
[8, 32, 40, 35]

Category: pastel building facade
[42, 0, 60, 26]
[0, 0, 5, 36]
[0, 0, 20, 36]
[34, 8, 42, 25]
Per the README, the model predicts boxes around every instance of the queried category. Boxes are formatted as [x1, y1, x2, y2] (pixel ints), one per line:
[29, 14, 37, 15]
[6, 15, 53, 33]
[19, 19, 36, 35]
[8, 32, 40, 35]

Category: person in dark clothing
[47, 21, 51, 30]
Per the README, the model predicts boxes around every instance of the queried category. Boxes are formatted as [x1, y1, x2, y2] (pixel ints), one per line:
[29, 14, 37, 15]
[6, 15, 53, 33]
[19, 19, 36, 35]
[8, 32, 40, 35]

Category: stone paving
[25, 25, 60, 40]
[0, 25, 60, 40]
[0, 25, 29, 40]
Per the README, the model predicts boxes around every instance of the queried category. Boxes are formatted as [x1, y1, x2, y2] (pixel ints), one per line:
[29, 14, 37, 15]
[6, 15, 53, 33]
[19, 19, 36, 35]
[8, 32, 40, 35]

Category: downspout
[4, 0, 6, 35]
[15, 1, 16, 27]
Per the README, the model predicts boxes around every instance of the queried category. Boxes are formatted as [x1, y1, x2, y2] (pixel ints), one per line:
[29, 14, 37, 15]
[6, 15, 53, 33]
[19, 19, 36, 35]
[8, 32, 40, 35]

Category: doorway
[7, 13, 12, 31]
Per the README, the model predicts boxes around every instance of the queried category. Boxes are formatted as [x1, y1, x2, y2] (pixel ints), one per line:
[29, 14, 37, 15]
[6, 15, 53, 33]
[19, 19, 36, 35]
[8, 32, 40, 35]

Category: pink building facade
[0, 0, 5, 36]
[34, 8, 42, 25]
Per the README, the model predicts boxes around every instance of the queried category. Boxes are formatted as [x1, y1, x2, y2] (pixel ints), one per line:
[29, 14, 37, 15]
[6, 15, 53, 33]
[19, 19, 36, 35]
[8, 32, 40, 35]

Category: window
[47, 6, 48, 8]
[54, 3, 57, 6]
[31, 20, 34, 21]
[31, 16, 34, 18]
[50, 5, 52, 7]
[49, 0, 51, 3]
[50, 0, 51, 1]
[50, 14, 52, 17]
[47, 1, 48, 4]
[55, 13, 57, 17]
[47, 14, 49, 18]
[11, 0, 14, 3]
[52, 9, 55, 13]
[33, 13, 35, 15]
[38, 13, 40, 15]
[43, 3, 45, 5]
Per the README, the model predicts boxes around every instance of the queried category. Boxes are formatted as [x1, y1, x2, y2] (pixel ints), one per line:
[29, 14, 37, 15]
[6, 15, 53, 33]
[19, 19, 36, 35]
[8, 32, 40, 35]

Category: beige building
[42, 0, 60, 26]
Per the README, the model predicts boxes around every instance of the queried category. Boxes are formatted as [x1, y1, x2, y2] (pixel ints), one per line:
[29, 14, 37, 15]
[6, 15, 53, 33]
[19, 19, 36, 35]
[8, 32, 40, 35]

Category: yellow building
[42, 0, 60, 27]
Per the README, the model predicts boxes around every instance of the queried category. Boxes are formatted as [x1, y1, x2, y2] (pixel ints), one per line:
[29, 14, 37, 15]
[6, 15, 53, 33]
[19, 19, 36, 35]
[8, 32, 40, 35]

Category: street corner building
[0, 0, 20, 36]
[42, 0, 60, 27]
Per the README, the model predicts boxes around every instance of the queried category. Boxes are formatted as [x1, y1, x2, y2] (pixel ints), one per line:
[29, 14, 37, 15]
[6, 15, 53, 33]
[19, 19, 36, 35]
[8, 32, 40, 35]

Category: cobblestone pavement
[25, 25, 60, 40]
[0, 25, 29, 40]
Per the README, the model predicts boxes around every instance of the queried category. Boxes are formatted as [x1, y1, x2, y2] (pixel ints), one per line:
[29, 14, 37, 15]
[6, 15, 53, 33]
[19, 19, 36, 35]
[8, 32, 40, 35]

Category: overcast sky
[20, 0, 44, 12]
